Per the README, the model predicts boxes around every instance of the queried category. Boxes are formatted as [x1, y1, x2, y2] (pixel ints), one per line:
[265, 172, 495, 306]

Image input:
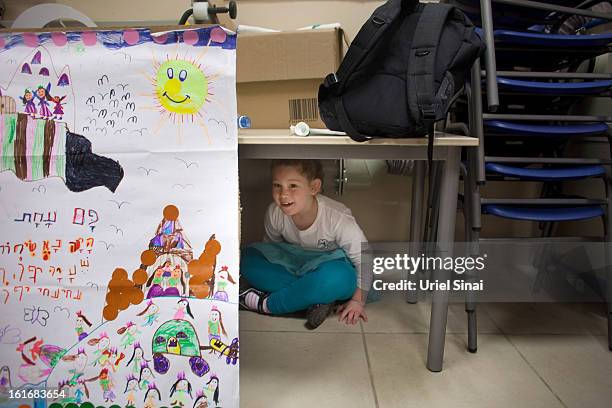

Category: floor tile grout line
[482, 304, 568, 407]
[360, 321, 380, 408]
[504, 334, 569, 408]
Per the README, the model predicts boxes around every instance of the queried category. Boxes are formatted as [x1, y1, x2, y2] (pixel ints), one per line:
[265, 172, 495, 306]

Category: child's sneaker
[239, 287, 270, 315]
[305, 303, 333, 330]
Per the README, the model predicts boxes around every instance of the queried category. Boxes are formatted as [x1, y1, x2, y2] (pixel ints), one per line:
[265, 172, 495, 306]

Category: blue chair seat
[484, 120, 609, 136]
[493, 30, 612, 47]
[485, 163, 606, 180]
[482, 205, 604, 221]
[497, 77, 612, 95]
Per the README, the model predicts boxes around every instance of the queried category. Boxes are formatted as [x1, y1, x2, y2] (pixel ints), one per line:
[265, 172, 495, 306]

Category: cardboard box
[236, 28, 343, 129]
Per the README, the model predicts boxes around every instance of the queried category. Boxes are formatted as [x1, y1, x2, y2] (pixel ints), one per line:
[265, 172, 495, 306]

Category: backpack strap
[407, 2, 454, 151]
[323, 0, 408, 95]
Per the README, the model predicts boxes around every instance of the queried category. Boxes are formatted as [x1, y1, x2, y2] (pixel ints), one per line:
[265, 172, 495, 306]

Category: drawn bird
[109, 224, 124, 235]
[116, 83, 129, 90]
[208, 118, 228, 133]
[108, 200, 129, 209]
[138, 167, 158, 176]
[131, 127, 147, 136]
[175, 158, 199, 168]
[98, 241, 114, 250]
[32, 185, 46, 194]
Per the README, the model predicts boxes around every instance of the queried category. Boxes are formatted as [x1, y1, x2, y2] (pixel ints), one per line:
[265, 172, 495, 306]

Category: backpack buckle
[324, 73, 339, 88]
[421, 108, 436, 120]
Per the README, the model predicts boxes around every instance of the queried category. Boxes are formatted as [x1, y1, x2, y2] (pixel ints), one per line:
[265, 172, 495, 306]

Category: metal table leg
[427, 146, 461, 372]
[407, 161, 426, 304]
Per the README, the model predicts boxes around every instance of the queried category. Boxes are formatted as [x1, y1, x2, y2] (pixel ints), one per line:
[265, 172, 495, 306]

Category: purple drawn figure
[175, 298, 194, 320]
[0, 366, 12, 394]
[49, 94, 66, 120]
[126, 342, 149, 375]
[193, 390, 209, 408]
[207, 306, 227, 343]
[75, 311, 92, 341]
[124, 375, 139, 407]
[21, 88, 37, 116]
[144, 383, 161, 408]
[35, 84, 53, 118]
[169, 371, 193, 407]
[204, 375, 220, 407]
[150, 219, 186, 251]
[212, 266, 236, 302]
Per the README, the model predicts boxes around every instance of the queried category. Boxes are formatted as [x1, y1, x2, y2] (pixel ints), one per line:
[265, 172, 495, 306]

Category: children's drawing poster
[0, 26, 239, 408]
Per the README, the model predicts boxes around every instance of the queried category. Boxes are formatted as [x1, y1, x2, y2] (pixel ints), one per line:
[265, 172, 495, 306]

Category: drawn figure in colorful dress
[117, 321, 140, 349]
[137, 300, 160, 327]
[61, 348, 88, 385]
[75, 311, 92, 341]
[21, 88, 37, 116]
[0, 366, 12, 394]
[175, 298, 194, 320]
[204, 375, 220, 407]
[170, 371, 193, 407]
[124, 375, 139, 408]
[56, 380, 75, 404]
[98, 368, 116, 403]
[193, 390, 209, 408]
[139, 362, 155, 390]
[145, 266, 165, 298]
[169, 264, 187, 294]
[207, 306, 227, 343]
[212, 266, 236, 302]
[102, 347, 125, 372]
[88, 332, 111, 367]
[126, 342, 149, 375]
[16, 336, 66, 383]
[49, 94, 66, 120]
[144, 383, 161, 408]
[150, 219, 186, 251]
[74, 380, 89, 404]
[35, 84, 52, 118]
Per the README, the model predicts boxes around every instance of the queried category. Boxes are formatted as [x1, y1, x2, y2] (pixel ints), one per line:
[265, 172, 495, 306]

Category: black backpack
[318, 0, 484, 164]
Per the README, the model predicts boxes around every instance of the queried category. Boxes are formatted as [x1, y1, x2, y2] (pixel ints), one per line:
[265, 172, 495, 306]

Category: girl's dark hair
[271, 159, 324, 183]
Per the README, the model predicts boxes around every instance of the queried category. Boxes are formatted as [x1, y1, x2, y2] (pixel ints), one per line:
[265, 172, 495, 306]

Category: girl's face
[177, 379, 188, 390]
[75, 353, 87, 370]
[210, 311, 220, 322]
[128, 380, 138, 390]
[99, 337, 110, 349]
[36, 88, 45, 98]
[25, 91, 32, 100]
[155, 268, 163, 277]
[271, 166, 320, 217]
[143, 368, 152, 379]
[218, 270, 227, 280]
[76, 317, 83, 327]
[178, 300, 187, 308]
[209, 378, 218, 388]
[151, 304, 158, 313]
[135, 347, 143, 358]
[172, 267, 181, 278]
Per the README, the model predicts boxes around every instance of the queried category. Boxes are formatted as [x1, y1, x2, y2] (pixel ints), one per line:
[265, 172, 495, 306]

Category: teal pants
[240, 247, 357, 314]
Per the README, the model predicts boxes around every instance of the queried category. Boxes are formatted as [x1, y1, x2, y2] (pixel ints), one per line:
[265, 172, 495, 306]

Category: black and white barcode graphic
[288, 98, 318, 123]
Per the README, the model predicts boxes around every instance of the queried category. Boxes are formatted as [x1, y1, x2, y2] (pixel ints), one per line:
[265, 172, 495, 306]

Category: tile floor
[239, 293, 612, 408]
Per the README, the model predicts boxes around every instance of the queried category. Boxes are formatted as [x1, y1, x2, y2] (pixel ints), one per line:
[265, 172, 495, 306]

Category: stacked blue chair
[444, 0, 612, 355]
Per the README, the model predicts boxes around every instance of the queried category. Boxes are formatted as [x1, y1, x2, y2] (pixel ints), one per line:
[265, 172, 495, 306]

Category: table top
[238, 129, 478, 147]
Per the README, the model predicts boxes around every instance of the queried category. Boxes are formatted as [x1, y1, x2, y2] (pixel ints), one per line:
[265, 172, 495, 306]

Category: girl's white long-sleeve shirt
[263, 194, 371, 290]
